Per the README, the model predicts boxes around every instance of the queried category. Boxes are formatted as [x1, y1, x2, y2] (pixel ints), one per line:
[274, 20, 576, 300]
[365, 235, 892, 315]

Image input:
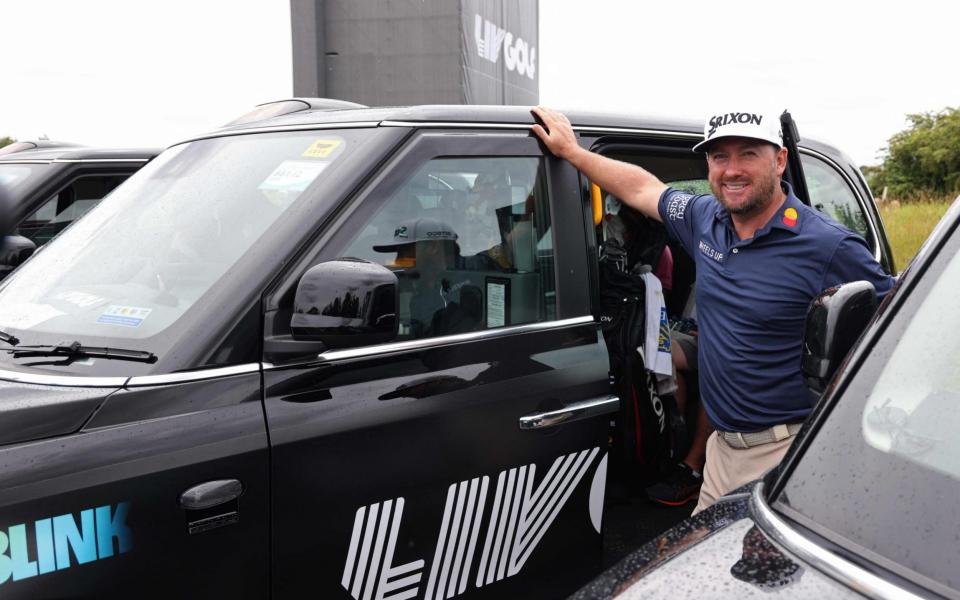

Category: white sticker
[0, 303, 65, 330]
[258, 160, 329, 193]
[486, 281, 506, 328]
[97, 305, 152, 328]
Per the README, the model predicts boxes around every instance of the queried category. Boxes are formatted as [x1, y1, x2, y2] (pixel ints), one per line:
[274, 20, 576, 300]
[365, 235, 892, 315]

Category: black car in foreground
[575, 196, 960, 599]
[0, 142, 158, 275]
[0, 103, 894, 598]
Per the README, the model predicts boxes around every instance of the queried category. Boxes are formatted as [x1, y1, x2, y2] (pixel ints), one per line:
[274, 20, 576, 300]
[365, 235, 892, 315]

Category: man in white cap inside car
[531, 106, 895, 514]
[374, 216, 494, 338]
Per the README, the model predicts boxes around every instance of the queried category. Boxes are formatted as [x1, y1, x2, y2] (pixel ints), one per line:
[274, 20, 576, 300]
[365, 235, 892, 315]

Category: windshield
[0, 130, 366, 357]
[0, 163, 54, 198]
[776, 214, 960, 593]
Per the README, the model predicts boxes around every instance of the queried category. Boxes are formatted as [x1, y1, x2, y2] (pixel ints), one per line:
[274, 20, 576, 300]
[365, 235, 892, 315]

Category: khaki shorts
[692, 430, 795, 515]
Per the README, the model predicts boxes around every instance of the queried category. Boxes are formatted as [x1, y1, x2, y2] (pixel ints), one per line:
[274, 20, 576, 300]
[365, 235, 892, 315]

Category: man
[531, 106, 894, 514]
[373, 216, 489, 338]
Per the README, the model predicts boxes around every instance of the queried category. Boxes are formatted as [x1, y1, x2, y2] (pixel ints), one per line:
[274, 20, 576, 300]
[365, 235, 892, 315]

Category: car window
[17, 174, 128, 246]
[341, 156, 555, 341]
[801, 154, 875, 248]
[776, 227, 960, 593]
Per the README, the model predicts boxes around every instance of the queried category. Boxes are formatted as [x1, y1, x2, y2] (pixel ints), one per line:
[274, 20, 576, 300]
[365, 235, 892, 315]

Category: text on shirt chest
[698, 240, 725, 263]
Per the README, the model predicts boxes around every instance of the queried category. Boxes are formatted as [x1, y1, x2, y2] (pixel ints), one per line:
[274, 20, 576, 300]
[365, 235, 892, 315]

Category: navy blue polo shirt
[658, 183, 894, 432]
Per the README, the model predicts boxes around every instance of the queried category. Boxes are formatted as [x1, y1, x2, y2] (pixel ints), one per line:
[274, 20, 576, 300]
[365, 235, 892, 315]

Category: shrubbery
[868, 107, 960, 199]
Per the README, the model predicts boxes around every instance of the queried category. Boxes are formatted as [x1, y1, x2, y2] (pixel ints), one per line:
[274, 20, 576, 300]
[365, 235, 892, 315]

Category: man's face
[414, 240, 454, 275]
[706, 138, 787, 217]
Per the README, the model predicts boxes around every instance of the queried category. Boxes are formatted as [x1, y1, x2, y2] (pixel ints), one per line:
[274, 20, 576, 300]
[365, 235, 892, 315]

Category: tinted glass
[17, 174, 127, 246]
[777, 225, 960, 593]
[341, 156, 555, 341]
[801, 154, 874, 248]
[0, 130, 368, 347]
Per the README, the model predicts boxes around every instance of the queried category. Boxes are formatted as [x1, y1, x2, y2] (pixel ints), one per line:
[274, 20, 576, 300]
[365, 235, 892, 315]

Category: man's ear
[775, 146, 788, 177]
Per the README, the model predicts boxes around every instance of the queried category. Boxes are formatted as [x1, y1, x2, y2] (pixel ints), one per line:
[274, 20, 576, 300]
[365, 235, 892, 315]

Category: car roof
[0, 144, 160, 163]
[206, 101, 853, 165]
[215, 103, 703, 135]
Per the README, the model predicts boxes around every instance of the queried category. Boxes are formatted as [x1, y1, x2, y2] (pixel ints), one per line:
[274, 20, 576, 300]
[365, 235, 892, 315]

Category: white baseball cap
[373, 217, 458, 251]
[692, 110, 783, 153]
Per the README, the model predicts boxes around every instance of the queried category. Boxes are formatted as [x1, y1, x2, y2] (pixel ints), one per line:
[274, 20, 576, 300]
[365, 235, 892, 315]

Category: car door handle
[179, 479, 244, 510]
[519, 395, 619, 430]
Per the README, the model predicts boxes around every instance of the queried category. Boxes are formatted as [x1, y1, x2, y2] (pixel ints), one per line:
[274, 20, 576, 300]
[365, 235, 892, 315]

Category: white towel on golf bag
[639, 271, 673, 377]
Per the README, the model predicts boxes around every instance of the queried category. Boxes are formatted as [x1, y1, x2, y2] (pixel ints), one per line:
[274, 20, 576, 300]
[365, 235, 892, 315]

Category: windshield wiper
[0, 330, 19, 346]
[3, 341, 157, 363]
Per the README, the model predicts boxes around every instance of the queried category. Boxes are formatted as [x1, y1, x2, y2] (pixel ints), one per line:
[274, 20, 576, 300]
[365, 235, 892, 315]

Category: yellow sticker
[784, 207, 798, 219]
[302, 139, 343, 159]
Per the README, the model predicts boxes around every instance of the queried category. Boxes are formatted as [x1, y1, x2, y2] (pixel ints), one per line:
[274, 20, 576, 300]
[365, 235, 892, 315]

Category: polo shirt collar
[713, 180, 804, 237]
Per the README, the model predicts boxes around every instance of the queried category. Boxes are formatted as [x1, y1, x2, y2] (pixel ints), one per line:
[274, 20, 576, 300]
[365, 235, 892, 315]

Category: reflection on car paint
[342, 448, 602, 600]
[0, 502, 131, 586]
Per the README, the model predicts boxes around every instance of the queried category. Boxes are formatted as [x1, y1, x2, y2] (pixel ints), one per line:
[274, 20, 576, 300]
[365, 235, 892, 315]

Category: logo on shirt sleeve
[667, 193, 694, 221]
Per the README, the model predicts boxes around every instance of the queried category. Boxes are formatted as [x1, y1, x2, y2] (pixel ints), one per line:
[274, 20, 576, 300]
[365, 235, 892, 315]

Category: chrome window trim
[0, 363, 262, 388]
[380, 120, 531, 130]
[798, 147, 883, 262]
[126, 363, 261, 387]
[296, 315, 596, 364]
[50, 158, 151, 164]
[0, 160, 53, 165]
[571, 125, 701, 139]
[751, 482, 924, 600]
[379, 121, 704, 140]
[0, 368, 127, 388]
[176, 122, 381, 145]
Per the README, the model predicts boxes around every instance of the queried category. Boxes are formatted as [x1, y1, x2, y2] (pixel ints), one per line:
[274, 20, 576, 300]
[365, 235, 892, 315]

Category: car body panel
[572, 490, 859, 599]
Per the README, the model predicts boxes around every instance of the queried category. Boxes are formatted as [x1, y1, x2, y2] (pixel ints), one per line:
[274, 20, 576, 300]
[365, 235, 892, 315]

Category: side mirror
[291, 258, 398, 349]
[0, 235, 37, 277]
[801, 280, 878, 400]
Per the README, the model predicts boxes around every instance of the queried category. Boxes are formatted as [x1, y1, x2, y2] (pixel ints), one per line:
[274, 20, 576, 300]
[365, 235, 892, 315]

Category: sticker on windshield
[97, 305, 152, 328]
[258, 160, 329, 194]
[301, 138, 344, 159]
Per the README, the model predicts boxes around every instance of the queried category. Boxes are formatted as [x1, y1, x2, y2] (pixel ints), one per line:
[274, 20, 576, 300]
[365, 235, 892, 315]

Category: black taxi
[0, 103, 893, 598]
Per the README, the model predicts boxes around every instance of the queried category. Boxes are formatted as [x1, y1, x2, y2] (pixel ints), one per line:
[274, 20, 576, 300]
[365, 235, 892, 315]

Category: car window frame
[261, 128, 591, 355]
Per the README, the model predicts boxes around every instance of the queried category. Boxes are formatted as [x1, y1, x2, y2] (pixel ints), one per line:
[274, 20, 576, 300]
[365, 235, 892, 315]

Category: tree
[0, 136, 14, 149]
[870, 107, 960, 198]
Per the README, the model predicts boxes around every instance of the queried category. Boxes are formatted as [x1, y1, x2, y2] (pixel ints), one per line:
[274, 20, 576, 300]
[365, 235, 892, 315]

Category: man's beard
[711, 165, 779, 217]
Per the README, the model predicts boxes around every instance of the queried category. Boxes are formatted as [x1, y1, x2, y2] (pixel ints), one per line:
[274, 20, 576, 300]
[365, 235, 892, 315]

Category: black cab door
[263, 128, 615, 598]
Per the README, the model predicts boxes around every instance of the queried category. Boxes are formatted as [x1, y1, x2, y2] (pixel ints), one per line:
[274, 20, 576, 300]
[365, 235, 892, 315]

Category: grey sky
[3, 0, 957, 166]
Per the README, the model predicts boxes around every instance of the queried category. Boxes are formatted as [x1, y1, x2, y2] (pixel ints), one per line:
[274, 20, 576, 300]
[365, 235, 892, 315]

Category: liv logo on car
[0, 502, 132, 585]
[342, 448, 604, 600]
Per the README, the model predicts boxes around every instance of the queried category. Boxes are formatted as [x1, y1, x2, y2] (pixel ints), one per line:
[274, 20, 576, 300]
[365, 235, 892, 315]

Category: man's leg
[692, 432, 795, 515]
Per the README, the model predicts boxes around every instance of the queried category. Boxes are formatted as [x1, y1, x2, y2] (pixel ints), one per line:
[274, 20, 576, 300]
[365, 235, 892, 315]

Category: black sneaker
[645, 462, 702, 506]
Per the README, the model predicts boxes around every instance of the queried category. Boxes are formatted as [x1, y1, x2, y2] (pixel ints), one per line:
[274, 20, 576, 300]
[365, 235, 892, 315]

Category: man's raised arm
[531, 106, 668, 222]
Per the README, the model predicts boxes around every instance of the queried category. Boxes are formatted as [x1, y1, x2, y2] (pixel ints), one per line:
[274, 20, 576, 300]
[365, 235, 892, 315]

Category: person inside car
[374, 216, 495, 338]
[532, 105, 895, 514]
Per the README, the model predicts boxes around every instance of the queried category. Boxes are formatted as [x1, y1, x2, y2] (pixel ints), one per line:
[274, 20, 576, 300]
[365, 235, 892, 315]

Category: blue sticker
[97, 305, 152, 328]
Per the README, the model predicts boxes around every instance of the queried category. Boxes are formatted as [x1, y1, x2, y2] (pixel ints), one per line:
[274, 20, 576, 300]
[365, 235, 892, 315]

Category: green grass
[878, 196, 956, 272]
